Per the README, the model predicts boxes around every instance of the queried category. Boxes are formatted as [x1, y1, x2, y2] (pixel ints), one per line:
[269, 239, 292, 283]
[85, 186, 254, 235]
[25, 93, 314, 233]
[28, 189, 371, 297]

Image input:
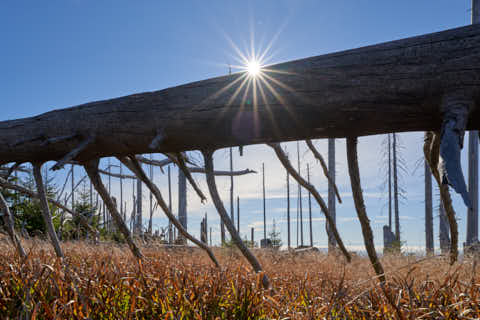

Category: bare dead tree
[32, 162, 64, 258]
[83, 159, 143, 260]
[202, 149, 269, 289]
[268, 143, 351, 262]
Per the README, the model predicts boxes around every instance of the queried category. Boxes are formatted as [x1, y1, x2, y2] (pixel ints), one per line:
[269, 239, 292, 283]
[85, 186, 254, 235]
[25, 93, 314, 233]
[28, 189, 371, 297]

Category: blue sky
[0, 1, 476, 253]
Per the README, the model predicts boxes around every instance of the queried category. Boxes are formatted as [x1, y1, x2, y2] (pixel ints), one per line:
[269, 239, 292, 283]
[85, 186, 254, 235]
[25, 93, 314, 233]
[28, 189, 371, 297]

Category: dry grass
[0, 238, 479, 319]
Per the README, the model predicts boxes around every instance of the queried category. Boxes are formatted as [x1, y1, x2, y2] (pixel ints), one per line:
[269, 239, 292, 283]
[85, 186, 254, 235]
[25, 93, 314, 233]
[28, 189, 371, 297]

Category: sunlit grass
[1, 238, 479, 319]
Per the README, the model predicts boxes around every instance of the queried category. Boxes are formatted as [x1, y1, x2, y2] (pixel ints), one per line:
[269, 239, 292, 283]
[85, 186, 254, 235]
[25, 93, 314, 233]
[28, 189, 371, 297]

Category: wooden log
[1, 24, 480, 165]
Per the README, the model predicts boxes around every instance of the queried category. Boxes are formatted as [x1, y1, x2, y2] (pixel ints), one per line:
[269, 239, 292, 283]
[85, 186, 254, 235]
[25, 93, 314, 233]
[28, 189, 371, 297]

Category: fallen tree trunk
[1, 24, 480, 165]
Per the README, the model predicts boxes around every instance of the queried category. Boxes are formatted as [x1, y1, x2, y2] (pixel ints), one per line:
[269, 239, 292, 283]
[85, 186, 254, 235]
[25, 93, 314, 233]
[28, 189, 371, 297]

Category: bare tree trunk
[168, 165, 173, 244]
[230, 147, 234, 228]
[136, 178, 142, 235]
[307, 163, 313, 247]
[32, 163, 64, 258]
[467, 0, 480, 247]
[327, 138, 337, 250]
[237, 196, 240, 233]
[84, 159, 143, 259]
[148, 154, 154, 235]
[425, 159, 434, 255]
[268, 143, 351, 262]
[297, 142, 303, 247]
[287, 171, 291, 249]
[118, 156, 220, 268]
[0, 191, 26, 258]
[345, 137, 385, 282]
[439, 201, 451, 254]
[202, 149, 269, 288]
[393, 133, 400, 242]
[178, 169, 187, 244]
[388, 134, 392, 231]
[262, 162, 266, 242]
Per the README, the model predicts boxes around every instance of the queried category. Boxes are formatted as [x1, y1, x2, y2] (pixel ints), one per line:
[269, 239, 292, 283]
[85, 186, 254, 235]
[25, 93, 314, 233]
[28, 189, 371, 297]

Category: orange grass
[0, 239, 479, 319]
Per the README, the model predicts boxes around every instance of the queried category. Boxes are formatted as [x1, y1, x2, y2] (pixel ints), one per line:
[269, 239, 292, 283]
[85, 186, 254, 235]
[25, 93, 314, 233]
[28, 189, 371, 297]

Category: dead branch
[118, 155, 220, 268]
[202, 149, 270, 289]
[305, 139, 342, 203]
[424, 131, 458, 264]
[32, 163, 64, 258]
[167, 153, 207, 203]
[268, 143, 351, 262]
[345, 137, 385, 281]
[83, 159, 143, 260]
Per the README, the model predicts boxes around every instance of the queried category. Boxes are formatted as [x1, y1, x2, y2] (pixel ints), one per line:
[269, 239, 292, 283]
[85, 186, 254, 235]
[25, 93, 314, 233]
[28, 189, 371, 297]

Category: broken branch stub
[202, 149, 270, 289]
[268, 142, 351, 262]
[118, 155, 220, 268]
[83, 159, 143, 260]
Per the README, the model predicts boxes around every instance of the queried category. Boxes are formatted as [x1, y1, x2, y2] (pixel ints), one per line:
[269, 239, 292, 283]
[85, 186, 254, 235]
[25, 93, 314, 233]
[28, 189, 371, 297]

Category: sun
[247, 60, 261, 76]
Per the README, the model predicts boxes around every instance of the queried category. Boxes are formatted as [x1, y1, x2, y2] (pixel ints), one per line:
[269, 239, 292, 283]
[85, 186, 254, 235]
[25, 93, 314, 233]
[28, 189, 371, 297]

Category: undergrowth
[0, 239, 479, 319]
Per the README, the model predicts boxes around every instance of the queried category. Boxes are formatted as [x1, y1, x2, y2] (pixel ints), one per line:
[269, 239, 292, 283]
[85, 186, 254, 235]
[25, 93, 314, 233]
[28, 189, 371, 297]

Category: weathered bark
[327, 138, 337, 250]
[268, 143, 351, 262]
[32, 163, 64, 258]
[83, 159, 143, 260]
[425, 159, 434, 255]
[346, 137, 385, 283]
[118, 156, 220, 268]
[0, 190, 26, 258]
[439, 201, 451, 254]
[177, 169, 187, 244]
[202, 149, 269, 289]
[1, 24, 480, 165]
[424, 131, 458, 264]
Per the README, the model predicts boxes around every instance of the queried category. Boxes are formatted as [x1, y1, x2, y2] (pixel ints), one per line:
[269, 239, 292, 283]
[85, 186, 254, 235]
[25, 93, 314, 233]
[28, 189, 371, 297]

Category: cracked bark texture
[1, 24, 480, 165]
